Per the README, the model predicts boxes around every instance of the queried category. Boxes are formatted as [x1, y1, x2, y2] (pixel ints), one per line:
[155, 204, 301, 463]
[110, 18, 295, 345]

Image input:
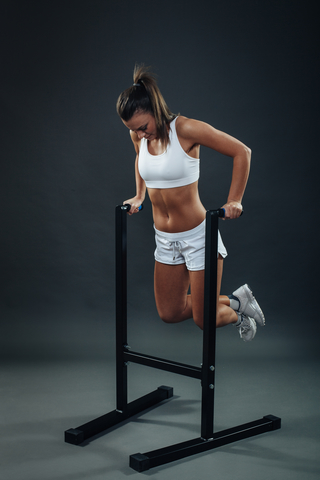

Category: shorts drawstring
[168, 240, 184, 260]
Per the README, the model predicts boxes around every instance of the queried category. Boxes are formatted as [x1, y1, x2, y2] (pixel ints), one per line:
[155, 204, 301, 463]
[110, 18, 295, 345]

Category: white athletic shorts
[154, 219, 227, 271]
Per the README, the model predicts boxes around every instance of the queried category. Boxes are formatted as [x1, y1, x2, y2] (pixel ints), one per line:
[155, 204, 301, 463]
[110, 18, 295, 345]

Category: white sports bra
[138, 117, 200, 189]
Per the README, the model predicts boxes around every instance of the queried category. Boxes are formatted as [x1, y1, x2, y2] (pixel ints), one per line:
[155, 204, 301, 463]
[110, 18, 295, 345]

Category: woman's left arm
[177, 117, 251, 219]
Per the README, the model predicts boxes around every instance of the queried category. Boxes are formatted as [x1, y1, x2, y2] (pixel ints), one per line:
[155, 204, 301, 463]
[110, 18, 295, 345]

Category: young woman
[116, 65, 265, 341]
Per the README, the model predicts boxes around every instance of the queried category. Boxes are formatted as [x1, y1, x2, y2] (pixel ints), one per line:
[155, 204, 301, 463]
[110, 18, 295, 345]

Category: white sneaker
[236, 314, 257, 342]
[232, 284, 265, 326]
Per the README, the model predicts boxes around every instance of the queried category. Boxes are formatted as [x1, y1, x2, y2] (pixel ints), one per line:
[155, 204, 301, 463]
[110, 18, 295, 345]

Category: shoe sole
[239, 315, 257, 342]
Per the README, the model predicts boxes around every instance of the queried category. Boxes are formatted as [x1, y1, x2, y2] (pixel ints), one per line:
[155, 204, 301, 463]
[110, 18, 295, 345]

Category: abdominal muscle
[148, 181, 206, 233]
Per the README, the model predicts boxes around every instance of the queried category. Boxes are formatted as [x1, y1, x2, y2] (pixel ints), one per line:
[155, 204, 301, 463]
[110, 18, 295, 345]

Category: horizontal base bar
[65, 386, 173, 445]
[130, 414, 281, 472]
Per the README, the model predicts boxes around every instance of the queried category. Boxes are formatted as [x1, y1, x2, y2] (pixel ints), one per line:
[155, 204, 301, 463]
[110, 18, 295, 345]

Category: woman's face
[122, 111, 157, 140]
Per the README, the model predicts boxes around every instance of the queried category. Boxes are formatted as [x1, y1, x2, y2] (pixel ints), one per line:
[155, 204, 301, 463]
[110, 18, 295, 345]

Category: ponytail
[116, 64, 177, 147]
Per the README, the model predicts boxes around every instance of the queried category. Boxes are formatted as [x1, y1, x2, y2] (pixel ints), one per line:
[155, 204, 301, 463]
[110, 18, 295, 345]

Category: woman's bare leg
[154, 257, 238, 329]
[154, 261, 192, 323]
[189, 256, 238, 329]
[219, 295, 231, 306]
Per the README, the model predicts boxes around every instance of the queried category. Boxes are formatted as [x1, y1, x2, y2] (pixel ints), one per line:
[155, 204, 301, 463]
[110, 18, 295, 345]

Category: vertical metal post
[115, 205, 128, 412]
[201, 210, 219, 439]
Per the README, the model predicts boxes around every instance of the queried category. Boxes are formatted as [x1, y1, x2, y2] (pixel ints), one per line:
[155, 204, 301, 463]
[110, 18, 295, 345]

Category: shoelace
[239, 323, 250, 338]
[238, 317, 250, 338]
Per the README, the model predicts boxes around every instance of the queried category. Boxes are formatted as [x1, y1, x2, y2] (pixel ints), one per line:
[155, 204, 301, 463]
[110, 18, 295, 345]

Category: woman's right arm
[123, 131, 146, 215]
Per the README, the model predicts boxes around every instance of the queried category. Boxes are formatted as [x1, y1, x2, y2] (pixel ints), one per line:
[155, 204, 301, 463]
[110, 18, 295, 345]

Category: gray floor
[1, 313, 320, 480]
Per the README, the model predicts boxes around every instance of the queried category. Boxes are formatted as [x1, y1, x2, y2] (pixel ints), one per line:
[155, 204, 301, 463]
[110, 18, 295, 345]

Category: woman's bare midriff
[148, 181, 206, 233]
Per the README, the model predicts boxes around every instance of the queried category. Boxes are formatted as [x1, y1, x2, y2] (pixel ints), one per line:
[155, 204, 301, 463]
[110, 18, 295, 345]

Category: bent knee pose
[117, 65, 265, 342]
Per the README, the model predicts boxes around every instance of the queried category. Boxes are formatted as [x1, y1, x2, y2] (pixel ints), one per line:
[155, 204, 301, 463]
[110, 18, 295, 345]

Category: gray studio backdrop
[1, 1, 318, 361]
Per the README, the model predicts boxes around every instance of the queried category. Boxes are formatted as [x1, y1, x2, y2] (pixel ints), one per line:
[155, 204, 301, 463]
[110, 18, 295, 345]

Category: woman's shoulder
[175, 115, 202, 138]
[175, 115, 208, 145]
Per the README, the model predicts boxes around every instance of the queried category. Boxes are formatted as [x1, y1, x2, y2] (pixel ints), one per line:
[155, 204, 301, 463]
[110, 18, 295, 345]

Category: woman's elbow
[244, 145, 251, 158]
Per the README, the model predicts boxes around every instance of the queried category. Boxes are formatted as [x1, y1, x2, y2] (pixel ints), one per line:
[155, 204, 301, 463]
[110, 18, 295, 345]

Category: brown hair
[116, 64, 177, 147]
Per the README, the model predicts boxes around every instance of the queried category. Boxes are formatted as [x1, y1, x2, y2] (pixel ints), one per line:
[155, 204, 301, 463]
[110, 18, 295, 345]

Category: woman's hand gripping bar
[122, 203, 144, 213]
[218, 208, 244, 218]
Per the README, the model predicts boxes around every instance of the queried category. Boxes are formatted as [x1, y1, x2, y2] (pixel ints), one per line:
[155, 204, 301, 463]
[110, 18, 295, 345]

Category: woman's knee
[160, 312, 177, 324]
[157, 300, 191, 324]
[157, 306, 180, 324]
[193, 313, 204, 330]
